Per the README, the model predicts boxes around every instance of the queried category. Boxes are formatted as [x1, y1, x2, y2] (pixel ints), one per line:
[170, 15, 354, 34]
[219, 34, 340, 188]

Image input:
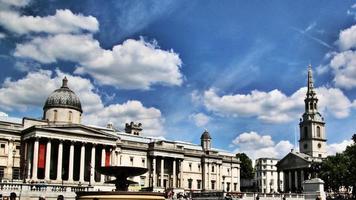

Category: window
[212, 165, 215, 172]
[263, 179, 266, 185]
[226, 182, 230, 191]
[234, 183, 237, 191]
[0, 167, 4, 179]
[318, 154, 322, 158]
[197, 180, 201, 189]
[142, 158, 145, 167]
[12, 167, 20, 180]
[130, 157, 134, 166]
[0, 143, 5, 155]
[68, 111, 72, 122]
[318, 143, 322, 149]
[54, 110, 58, 121]
[317, 126, 321, 137]
[140, 176, 146, 186]
[263, 171, 266, 176]
[188, 179, 192, 189]
[211, 180, 216, 190]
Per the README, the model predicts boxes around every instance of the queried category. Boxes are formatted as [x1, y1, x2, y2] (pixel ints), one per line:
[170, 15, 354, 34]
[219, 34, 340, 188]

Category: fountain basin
[76, 191, 165, 200]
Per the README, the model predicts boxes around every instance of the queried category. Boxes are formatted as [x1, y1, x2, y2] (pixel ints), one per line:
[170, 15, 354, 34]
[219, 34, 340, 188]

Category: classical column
[288, 171, 292, 191]
[45, 139, 51, 180]
[283, 171, 286, 192]
[26, 141, 32, 179]
[173, 159, 176, 188]
[90, 144, 96, 184]
[295, 170, 298, 191]
[79, 143, 85, 182]
[160, 157, 164, 187]
[277, 170, 280, 192]
[111, 148, 116, 166]
[7, 139, 14, 180]
[179, 160, 183, 188]
[217, 164, 220, 190]
[68, 141, 74, 182]
[56, 140, 63, 181]
[207, 163, 210, 189]
[32, 138, 39, 180]
[152, 157, 156, 187]
[101, 147, 106, 183]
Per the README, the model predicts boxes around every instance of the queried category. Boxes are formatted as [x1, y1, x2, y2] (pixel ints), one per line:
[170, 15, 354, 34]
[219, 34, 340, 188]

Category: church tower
[299, 65, 327, 158]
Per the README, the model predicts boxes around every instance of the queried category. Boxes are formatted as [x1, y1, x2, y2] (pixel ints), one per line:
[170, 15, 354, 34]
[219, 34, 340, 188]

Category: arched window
[304, 127, 308, 139]
[68, 111, 72, 122]
[317, 126, 321, 137]
[54, 110, 58, 121]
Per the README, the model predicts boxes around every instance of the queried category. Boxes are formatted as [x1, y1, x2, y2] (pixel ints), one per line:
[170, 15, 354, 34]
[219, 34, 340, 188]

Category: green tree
[344, 134, 356, 198]
[319, 153, 350, 193]
[236, 153, 254, 179]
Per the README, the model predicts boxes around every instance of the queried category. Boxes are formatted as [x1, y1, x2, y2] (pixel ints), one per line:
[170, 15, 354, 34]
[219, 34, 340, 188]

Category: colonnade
[25, 137, 115, 184]
[278, 169, 306, 193]
[151, 157, 183, 188]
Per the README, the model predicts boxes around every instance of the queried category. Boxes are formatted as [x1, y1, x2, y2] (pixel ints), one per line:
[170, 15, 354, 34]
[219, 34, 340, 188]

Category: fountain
[76, 166, 165, 200]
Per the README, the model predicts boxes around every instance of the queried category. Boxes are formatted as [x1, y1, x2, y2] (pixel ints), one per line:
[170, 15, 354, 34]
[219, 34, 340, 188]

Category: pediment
[22, 124, 118, 140]
[277, 152, 311, 170]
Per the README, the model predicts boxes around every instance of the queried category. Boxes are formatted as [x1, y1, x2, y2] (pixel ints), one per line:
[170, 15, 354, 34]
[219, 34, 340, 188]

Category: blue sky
[0, 0, 356, 159]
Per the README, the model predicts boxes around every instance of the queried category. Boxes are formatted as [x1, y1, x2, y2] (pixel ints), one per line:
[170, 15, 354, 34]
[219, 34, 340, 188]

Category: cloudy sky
[0, 0, 355, 160]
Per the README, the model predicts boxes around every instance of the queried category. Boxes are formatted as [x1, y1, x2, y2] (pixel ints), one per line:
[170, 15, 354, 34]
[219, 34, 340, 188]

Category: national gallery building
[0, 77, 240, 198]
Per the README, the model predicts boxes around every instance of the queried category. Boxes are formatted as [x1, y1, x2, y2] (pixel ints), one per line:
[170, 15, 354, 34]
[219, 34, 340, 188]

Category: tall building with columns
[277, 65, 327, 193]
[0, 77, 240, 199]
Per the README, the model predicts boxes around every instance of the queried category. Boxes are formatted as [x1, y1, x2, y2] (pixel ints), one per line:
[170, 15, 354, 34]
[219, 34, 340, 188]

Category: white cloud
[0, 111, 8, 117]
[337, 25, 356, 51]
[327, 140, 353, 156]
[83, 101, 165, 136]
[329, 50, 356, 89]
[232, 131, 294, 160]
[0, 70, 165, 136]
[189, 113, 210, 127]
[0, 0, 30, 8]
[14, 34, 183, 90]
[0, 9, 98, 35]
[0, 32, 5, 39]
[202, 86, 353, 123]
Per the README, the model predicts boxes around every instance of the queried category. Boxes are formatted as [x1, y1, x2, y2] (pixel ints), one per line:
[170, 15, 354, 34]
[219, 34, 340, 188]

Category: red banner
[38, 143, 46, 169]
[105, 151, 110, 166]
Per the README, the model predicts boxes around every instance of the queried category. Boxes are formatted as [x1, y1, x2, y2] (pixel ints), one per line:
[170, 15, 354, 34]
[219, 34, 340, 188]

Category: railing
[0, 182, 92, 193]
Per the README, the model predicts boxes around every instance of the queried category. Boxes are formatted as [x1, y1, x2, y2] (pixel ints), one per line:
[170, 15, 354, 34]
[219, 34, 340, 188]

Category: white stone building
[0, 77, 240, 199]
[255, 158, 283, 193]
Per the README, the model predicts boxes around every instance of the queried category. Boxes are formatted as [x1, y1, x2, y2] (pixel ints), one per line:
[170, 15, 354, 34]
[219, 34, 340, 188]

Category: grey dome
[43, 77, 82, 113]
[201, 129, 211, 140]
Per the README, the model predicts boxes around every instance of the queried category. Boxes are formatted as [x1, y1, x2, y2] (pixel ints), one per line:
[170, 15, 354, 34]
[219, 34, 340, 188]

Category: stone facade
[0, 77, 240, 199]
[255, 158, 283, 193]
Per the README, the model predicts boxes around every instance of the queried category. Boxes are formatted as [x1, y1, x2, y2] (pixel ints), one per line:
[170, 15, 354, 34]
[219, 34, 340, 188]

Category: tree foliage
[236, 153, 254, 179]
[319, 134, 356, 197]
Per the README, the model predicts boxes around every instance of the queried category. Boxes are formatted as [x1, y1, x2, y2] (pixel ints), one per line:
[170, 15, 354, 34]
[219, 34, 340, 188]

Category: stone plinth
[303, 178, 325, 200]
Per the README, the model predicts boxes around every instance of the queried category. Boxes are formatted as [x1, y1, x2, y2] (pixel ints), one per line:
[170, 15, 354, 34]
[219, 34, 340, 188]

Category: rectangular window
[0, 143, 5, 155]
[234, 183, 237, 191]
[0, 167, 4, 179]
[212, 165, 215, 172]
[211, 180, 215, 190]
[197, 180, 201, 189]
[12, 167, 20, 180]
[188, 179, 192, 189]
[140, 176, 146, 186]
[130, 157, 134, 166]
[263, 171, 266, 176]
